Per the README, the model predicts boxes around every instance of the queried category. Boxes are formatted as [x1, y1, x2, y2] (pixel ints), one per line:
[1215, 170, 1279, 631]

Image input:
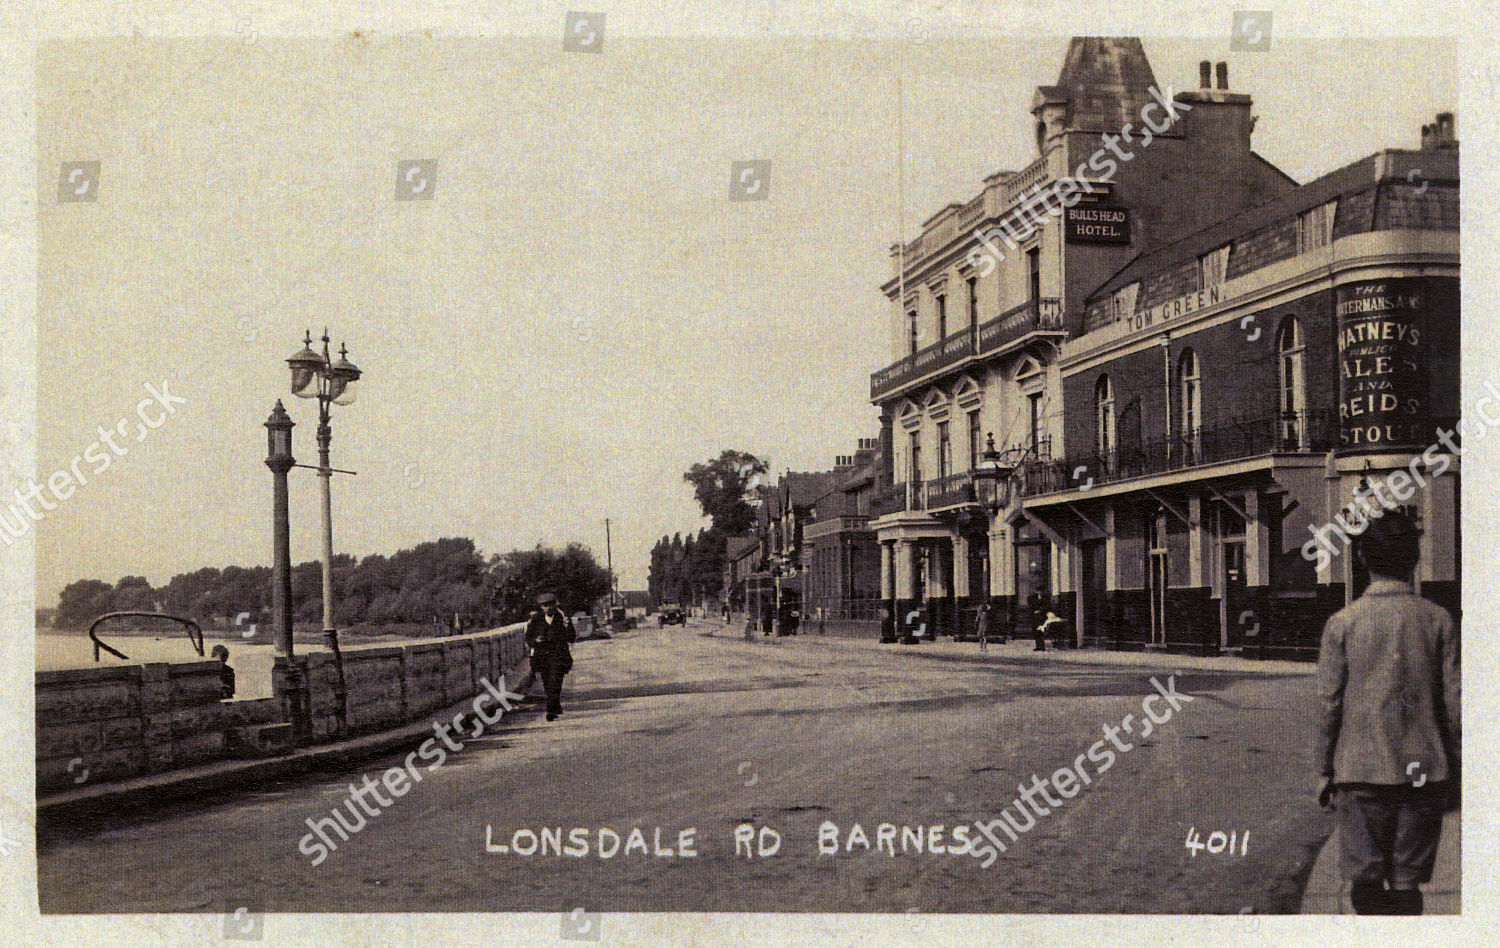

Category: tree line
[52, 538, 612, 634]
[646, 449, 767, 607]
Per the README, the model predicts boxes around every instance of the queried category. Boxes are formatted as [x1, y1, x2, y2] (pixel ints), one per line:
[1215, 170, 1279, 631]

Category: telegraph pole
[604, 518, 617, 606]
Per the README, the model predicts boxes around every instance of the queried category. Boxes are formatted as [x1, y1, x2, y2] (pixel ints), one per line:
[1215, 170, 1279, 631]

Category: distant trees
[649, 450, 765, 607]
[647, 527, 728, 607]
[490, 542, 613, 620]
[56, 579, 116, 628]
[49, 536, 612, 635]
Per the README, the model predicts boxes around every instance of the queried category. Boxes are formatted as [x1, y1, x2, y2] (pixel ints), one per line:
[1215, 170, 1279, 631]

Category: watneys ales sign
[1336, 277, 1429, 452]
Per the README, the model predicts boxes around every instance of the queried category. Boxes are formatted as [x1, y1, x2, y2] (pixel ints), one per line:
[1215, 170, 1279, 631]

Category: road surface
[38, 618, 1332, 915]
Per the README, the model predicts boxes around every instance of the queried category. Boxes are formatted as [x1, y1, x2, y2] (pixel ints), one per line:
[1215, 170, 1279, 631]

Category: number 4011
[1184, 827, 1249, 857]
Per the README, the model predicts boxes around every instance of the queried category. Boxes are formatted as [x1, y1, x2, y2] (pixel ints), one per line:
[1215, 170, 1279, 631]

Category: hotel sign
[1065, 205, 1130, 244]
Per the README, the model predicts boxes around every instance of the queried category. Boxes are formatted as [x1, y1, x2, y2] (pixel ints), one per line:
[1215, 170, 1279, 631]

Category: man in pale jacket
[1315, 512, 1459, 915]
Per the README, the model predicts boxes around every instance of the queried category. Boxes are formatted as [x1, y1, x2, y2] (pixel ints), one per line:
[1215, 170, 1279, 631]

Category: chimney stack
[1421, 112, 1457, 150]
[1199, 60, 1212, 88]
[1215, 61, 1228, 90]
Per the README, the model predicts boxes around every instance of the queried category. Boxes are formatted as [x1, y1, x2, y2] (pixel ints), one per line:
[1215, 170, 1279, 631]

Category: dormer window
[1298, 200, 1337, 253]
[1112, 282, 1140, 323]
[1198, 245, 1230, 290]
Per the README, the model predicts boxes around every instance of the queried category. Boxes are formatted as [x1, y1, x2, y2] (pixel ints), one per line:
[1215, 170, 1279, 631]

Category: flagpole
[897, 75, 912, 511]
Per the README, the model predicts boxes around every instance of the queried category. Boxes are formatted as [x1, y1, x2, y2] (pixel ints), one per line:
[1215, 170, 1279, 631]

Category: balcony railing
[978, 297, 1063, 352]
[873, 482, 908, 516]
[1020, 410, 1338, 496]
[871, 297, 1064, 401]
[921, 471, 981, 510]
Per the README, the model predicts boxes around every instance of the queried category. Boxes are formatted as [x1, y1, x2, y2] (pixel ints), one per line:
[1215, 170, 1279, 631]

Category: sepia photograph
[11, 1, 1483, 943]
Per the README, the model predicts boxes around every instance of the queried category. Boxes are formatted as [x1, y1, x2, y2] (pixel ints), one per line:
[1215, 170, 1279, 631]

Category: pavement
[36, 688, 515, 828]
[1298, 808, 1460, 914]
[35, 619, 1374, 914]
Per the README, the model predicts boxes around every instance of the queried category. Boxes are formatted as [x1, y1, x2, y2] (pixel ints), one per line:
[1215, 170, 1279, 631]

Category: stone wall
[37, 623, 529, 796]
[36, 661, 274, 794]
[274, 622, 529, 741]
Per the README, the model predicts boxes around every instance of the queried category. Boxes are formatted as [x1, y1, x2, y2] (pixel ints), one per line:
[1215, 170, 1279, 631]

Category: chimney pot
[1215, 61, 1229, 90]
[1199, 60, 1212, 88]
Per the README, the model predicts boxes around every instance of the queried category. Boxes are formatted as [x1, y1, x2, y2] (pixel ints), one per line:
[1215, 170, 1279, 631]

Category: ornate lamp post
[285, 328, 362, 656]
[263, 401, 296, 658]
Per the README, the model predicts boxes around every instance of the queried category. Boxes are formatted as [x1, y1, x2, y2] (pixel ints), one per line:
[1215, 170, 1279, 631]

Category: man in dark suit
[525, 592, 576, 721]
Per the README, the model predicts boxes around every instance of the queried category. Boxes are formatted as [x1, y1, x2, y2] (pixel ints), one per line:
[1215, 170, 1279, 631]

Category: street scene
[41, 617, 1343, 916]
[23, 9, 1467, 944]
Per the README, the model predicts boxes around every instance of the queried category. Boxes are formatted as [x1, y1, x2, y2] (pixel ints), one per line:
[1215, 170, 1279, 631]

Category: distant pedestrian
[1041, 610, 1066, 647]
[817, 606, 827, 634]
[211, 644, 235, 699]
[1028, 592, 1048, 651]
[975, 601, 991, 652]
[1316, 512, 1459, 915]
[525, 592, 577, 721]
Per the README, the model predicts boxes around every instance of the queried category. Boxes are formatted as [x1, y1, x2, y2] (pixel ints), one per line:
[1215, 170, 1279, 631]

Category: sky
[32, 34, 1455, 604]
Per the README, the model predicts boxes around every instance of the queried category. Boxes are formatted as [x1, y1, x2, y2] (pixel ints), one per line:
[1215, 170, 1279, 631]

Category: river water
[36, 632, 279, 699]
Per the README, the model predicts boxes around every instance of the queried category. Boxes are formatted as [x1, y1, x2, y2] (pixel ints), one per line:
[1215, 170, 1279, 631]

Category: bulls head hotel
[810, 37, 1459, 656]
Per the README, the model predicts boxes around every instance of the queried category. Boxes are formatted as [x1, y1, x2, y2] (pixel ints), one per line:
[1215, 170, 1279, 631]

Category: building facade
[869, 38, 1300, 642]
[1023, 124, 1459, 655]
[802, 439, 885, 625]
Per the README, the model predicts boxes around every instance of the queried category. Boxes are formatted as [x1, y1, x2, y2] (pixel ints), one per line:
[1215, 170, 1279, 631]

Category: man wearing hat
[525, 592, 576, 721]
[1315, 510, 1460, 914]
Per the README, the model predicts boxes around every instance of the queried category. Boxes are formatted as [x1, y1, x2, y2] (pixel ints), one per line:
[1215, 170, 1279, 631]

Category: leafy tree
[491, 542, 612, 618]
[683, 450, 768, 536]
[689, 528, 727, 603]
[113, 576, 156, 612]
[55, 579, 115, 629]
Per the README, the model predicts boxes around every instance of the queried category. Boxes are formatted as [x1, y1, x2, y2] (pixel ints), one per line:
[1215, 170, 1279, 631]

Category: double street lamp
[284, 328, 363, 655]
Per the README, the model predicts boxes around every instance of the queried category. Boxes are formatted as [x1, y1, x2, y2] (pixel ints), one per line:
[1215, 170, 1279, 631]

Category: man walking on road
[526, 592, 576, 721]
[1315, 512, 1460, 915]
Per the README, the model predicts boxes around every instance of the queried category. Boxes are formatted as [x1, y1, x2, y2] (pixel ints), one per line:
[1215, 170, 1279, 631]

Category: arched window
[1094, 375, 1115, 462]
[1278, 317, 1307, 449]
[1179, 349, 1201, 461]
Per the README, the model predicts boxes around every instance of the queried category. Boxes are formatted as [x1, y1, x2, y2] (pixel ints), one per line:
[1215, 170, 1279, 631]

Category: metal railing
[1021, 410, 1337, 496]
[88, 611, 205, 663]
[873, 482, 908, 515]
[871, 297, 1063, 400]
[922, 471, 980, 510]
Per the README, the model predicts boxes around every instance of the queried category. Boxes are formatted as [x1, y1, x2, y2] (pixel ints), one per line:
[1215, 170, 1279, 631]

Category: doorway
[1221, 538, 1246, 649]
[1146, 511, 1168, 646]
[1013, 538, 1051, 638]
[1081, 538, 1107, 644]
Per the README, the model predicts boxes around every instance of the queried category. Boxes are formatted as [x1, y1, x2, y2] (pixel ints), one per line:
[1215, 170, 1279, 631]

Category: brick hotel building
[865, 37, 1459, 653]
